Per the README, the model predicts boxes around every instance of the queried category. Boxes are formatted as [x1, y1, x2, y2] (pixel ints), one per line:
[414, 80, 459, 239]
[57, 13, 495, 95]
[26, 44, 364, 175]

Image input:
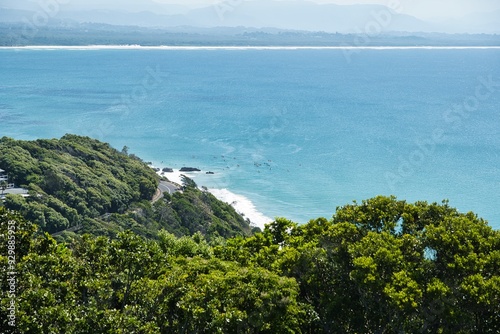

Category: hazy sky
[153, 0, 500, 20]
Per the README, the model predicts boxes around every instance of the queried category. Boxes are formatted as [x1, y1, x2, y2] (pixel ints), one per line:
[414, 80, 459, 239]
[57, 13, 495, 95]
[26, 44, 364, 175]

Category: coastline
[3, 48, 498, 230]
[2, 45, 500, 51]
[153, 167, 272, 230]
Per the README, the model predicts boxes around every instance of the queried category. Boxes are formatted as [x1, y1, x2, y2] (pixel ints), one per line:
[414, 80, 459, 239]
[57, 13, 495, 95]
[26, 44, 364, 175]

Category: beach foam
[208, 188, 273, 230]
[163, 170, 184, 185]
[154, 165, 207, 186]
[153, 167, 180, 185]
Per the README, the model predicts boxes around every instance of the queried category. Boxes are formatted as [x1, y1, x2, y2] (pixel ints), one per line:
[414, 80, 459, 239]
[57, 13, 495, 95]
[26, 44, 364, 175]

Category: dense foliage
[0, 135, 156, 233]
[152, 185, 256, 239]
[0, 135, 253, 240]
[1, 196, 499, 333]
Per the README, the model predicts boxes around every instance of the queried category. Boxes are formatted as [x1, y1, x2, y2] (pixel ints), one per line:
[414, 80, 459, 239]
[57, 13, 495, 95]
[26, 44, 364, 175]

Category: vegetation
[0, 135, 253, 240]
[1, 23, 500, 47]
[1, 196, 499, 333]
[1, 136, 498, 332]
[0, 181, 7, 194]
[154, 182, 256, 239]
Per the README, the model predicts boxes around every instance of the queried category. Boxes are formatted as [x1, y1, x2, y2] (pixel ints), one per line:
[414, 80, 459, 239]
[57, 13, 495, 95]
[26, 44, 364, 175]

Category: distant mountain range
[1, 0, 499, 34]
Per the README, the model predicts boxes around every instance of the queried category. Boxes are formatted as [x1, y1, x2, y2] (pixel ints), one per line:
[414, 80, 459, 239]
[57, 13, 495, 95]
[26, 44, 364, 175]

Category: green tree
[2, 195, 499, 334]
[0, 181, 7, 194]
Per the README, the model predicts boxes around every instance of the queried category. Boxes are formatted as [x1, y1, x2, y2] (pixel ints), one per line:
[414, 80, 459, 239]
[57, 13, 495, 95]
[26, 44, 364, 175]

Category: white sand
[2, 45, 500, 51]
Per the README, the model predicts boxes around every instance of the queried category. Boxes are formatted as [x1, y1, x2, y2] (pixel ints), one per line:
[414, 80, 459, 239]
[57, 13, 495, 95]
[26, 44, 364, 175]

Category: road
[159, 181, 178, 195]
[152, 181, 179, 202]
[53, 181, 179, 237]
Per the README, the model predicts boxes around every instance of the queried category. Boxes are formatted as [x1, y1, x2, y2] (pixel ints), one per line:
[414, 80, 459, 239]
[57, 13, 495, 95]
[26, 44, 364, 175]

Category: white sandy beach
[1, 45, 500, 51]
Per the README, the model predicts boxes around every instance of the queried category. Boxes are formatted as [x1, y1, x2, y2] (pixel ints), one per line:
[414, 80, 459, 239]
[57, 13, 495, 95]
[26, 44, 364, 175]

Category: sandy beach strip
[1, 45, 500, 51]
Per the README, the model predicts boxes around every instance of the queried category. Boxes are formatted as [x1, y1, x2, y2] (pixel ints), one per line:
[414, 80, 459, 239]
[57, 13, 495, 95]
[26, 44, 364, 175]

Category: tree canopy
[1, 196, 499, 333]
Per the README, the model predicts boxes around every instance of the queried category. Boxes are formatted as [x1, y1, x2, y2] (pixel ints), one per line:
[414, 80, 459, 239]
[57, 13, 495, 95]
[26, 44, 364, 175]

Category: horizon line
[2, 45, 500, 50]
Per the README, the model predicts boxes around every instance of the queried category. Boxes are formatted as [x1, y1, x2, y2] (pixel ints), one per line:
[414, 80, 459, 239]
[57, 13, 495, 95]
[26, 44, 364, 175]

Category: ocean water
[0, 48, 499, 229]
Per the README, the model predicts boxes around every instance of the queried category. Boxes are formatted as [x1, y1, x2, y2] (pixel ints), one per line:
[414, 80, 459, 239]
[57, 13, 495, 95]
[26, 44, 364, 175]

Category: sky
[152, 0, 500, 20]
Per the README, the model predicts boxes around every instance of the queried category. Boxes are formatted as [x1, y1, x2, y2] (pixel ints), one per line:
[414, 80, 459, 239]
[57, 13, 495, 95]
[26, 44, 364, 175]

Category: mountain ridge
[1, 1, 498, 34]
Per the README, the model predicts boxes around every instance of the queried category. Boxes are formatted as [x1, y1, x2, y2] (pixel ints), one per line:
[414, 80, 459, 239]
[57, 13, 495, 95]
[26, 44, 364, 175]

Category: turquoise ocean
[0, 48, 499, 229]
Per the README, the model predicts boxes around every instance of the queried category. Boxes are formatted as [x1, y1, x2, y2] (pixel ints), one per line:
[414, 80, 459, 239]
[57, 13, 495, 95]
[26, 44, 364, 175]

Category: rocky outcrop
[180, 167, 201, 172]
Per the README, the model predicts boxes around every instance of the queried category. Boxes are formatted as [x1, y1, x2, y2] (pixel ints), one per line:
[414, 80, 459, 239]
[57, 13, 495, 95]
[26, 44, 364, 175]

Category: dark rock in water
[180, 167, 201, 172]
[162, 167, 174, 173]
[206, 171, 215, 175]
[152, 167, 161, 172]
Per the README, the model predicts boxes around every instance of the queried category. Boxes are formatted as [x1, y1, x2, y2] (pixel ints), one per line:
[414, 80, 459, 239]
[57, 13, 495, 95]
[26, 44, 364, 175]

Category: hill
[1, 0, 499, 34]
[0, 134, 254, 240]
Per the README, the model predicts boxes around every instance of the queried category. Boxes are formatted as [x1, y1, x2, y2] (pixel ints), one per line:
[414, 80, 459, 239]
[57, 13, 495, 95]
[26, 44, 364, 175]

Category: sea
[0, 47, 499, 230]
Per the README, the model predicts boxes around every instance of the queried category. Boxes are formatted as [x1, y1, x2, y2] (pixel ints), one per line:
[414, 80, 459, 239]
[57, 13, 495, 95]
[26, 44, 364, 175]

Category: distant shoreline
[1, 45, 500, 50]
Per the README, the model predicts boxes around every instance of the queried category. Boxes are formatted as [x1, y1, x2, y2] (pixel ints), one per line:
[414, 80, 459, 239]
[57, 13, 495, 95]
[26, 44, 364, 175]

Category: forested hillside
[1, 197, 499, 333]
[0, 135, 253, 240]
[1, 23, 500, 47]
